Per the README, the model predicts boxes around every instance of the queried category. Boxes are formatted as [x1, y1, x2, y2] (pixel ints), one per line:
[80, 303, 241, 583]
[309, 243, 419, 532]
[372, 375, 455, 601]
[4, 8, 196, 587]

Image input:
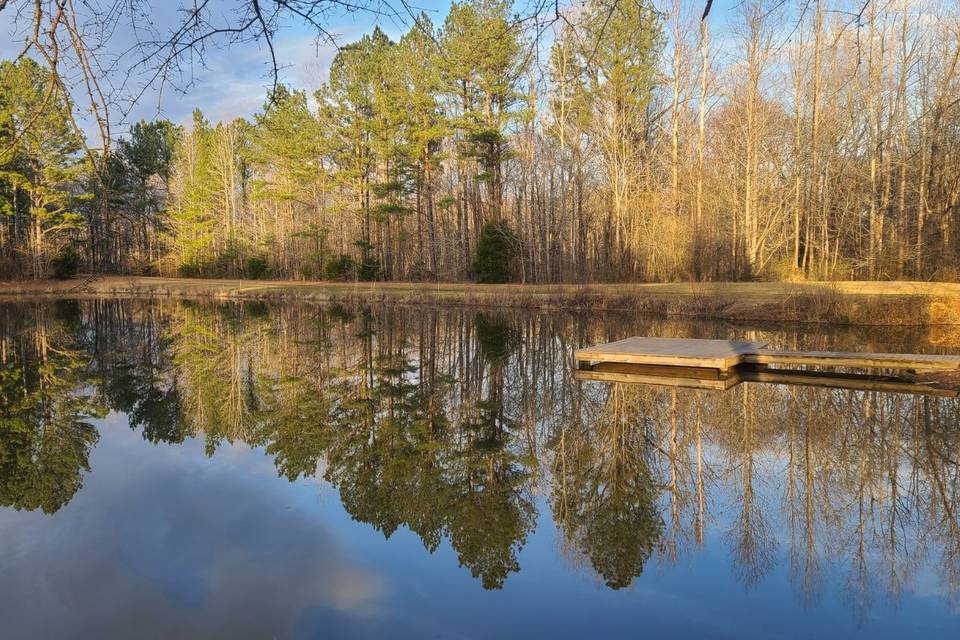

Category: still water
[1, 299, 959, 638]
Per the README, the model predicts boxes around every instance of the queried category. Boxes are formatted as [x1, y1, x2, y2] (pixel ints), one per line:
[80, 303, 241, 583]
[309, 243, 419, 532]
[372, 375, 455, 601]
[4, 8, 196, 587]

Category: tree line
[2, 0, 960, 282]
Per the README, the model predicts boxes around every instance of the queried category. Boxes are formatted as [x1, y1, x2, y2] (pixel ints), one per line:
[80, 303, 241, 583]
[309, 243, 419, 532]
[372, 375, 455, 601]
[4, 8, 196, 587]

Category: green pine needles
[473, 219, 518, 284]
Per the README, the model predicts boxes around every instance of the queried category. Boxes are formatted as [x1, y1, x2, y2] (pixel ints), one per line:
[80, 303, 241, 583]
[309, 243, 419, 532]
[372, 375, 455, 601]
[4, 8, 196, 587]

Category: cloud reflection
[0, 421, 387, 639]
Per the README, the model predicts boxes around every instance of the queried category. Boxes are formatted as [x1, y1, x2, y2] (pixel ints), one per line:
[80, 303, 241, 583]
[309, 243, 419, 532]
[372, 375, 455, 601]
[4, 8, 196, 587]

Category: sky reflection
[0, 299, 958, 638]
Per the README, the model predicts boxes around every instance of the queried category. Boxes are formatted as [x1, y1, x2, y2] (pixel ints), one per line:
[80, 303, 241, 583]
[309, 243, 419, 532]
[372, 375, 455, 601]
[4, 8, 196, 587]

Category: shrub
[325, 254, 355, 281]
[131, 258, 159, 276]
[473, 219, 518, 284]
[244, 255, 269, 280]
[353, 241, 380, 282]
[178, 262, 201, 278]
[357, 255, 380, 281]
[765, 256, 805, 282]
[51, 245, 80, 279]
[214, 242, 242, 276]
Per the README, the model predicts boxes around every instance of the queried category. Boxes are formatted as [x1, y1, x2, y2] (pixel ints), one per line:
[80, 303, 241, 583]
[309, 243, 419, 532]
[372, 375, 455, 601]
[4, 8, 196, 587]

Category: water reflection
[0, 301, 103, 513]
[1, 299, 959, 623]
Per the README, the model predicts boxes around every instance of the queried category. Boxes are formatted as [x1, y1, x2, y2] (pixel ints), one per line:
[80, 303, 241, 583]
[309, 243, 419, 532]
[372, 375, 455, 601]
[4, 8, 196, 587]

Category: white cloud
[0, 423, 389, 638]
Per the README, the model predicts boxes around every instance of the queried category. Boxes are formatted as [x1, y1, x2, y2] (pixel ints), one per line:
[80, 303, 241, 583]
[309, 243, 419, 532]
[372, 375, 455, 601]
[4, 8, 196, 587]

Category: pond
[1, 298, 958, 638]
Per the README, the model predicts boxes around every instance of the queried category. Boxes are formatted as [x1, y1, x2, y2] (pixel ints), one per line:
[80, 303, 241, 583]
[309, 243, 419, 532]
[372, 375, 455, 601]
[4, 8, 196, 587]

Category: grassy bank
[1, 276, 959, 326]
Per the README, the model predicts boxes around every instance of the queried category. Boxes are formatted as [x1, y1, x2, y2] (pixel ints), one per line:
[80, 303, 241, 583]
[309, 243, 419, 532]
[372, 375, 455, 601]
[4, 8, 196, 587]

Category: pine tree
[166, 109, 218, 274]
[324, 28, 395, 278]
[442, 0, 525, 220]
[397, 14, 447, 277]
[248, 86, 326, 276]
[473, 218, 518, 283]
[567, 0, 664, 278]
[0, 58, 88, 278]
[110, 119, 179, 272]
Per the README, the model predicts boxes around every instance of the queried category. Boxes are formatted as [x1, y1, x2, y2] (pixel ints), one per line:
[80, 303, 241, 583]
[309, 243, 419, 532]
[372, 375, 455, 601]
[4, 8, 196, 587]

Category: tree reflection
[552, 384, 662, 589]
[2, 298, 960, 607]
[83, 299, 187, 444]
[0, 304, 103, 513]
[723, 384, 777, 588]
[313, 311, 537, 589]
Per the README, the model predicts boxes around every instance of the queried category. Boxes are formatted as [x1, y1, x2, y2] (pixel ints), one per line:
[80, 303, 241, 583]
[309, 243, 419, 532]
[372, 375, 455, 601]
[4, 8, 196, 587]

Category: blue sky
[0, 0, 742, 139]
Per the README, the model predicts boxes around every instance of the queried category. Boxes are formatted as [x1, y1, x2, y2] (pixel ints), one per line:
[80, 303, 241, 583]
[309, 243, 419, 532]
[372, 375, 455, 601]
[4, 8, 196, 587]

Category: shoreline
[1, 276, 959, 326]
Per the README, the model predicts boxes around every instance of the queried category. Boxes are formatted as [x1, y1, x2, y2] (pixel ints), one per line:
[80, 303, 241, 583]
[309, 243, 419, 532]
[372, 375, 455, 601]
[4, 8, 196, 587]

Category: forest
[1, 0, 960, 283]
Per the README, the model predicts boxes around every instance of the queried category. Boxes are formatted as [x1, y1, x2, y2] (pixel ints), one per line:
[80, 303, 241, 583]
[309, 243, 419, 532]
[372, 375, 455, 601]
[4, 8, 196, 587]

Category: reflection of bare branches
[695, 395, 705, 545]
[158, 304, 960, 608]
[550, 383, 663, 589]
[725, 384, 776, 587]
[920, 401, 960, 607]
[40, 300, 960, 610]
[799, 394, 822, 606]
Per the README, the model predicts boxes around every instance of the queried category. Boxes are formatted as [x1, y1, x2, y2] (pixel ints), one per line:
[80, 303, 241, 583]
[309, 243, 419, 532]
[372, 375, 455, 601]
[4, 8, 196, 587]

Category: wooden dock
[575, 337, 769, 370]
[574, 337, 960, 396]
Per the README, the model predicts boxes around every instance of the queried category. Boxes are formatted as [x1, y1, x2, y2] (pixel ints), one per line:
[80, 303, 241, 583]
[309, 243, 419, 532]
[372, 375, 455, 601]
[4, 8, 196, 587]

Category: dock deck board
[575, 337, 769, 370]
[743, 349, 960, 371]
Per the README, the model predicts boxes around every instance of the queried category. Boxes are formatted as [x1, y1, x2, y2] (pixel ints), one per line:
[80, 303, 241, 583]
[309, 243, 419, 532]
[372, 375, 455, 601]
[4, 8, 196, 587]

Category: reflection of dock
[575, 337, 960, 397]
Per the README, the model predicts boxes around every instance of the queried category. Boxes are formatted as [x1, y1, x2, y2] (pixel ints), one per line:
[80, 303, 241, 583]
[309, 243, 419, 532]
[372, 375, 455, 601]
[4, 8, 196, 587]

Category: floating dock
[574, 337, 960, 396]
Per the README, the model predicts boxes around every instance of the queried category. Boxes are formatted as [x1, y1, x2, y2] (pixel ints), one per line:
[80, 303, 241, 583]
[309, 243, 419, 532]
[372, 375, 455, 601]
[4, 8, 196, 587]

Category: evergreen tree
[166, 109, 217, 274]
[441, 0, 525, 223]
[110, 119, 179, 272]
[473, 219, 518, 283]
[396, 14, 447, 277]
[324, 28, 394, 276]
[0, 58, 88, 278]
[248, 86, 327, 277]
[165, 110, 248, 276]
[572, 0, 663, 278]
